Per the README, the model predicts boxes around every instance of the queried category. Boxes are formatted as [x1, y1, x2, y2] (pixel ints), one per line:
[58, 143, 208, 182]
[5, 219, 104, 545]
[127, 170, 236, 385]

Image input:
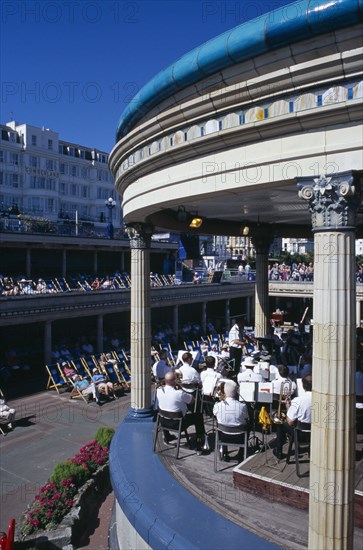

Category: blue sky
[1, 0, 293, 152]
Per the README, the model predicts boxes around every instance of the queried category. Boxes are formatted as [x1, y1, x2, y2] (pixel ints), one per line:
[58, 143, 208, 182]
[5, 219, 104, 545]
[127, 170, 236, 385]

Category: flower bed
[15, 427, 114, 549]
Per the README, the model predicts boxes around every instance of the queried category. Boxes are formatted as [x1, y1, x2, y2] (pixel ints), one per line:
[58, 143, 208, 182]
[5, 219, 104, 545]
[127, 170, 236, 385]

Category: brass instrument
[214, 381, 226, 401]
[271, 379, 292, 424]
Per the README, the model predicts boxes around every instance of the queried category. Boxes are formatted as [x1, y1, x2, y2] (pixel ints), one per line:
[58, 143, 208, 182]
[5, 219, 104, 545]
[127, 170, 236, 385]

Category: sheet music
[239, 381, 257, 402]
[258, 382, 273, 403]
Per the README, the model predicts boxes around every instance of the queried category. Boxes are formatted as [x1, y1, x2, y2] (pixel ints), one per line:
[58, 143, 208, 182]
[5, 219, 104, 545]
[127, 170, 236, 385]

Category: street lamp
[105, 197, 116, 239]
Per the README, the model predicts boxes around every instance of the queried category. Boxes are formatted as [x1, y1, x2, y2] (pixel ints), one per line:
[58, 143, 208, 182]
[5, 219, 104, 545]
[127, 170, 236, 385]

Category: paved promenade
[0, 390, 130, 535]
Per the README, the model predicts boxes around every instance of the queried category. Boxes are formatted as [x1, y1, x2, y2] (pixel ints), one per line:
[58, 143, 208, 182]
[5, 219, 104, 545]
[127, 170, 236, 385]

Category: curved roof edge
[115, 0, 363, 142]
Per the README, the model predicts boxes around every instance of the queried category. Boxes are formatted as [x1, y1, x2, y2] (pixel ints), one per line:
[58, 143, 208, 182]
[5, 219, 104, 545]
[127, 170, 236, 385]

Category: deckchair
[46, 363, 68, 394]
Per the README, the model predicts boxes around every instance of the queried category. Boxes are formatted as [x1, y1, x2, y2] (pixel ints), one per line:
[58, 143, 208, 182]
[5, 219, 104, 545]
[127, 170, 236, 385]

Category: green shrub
[50, 461, 89, 488]
[95, 427, 115, 449]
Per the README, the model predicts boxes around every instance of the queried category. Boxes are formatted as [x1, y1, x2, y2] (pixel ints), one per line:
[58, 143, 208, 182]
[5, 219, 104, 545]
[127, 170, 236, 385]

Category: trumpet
[271, 379, 292, 424]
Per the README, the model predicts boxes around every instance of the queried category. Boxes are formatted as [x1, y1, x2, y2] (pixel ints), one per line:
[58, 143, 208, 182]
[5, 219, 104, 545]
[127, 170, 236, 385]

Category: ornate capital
[125, 223, 153, 249]
[297, 171, 361, 231]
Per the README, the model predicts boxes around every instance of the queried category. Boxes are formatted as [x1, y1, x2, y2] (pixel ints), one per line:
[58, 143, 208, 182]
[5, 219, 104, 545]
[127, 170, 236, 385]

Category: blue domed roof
[115, 0, 362, 141]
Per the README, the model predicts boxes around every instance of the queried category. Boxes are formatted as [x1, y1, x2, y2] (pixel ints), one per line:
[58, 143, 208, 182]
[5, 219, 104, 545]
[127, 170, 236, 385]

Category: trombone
[271, 379, 292, 424]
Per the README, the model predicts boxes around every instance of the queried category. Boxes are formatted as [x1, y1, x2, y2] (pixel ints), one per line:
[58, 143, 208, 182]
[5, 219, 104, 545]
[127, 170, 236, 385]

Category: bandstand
[109, 0, 363, 548]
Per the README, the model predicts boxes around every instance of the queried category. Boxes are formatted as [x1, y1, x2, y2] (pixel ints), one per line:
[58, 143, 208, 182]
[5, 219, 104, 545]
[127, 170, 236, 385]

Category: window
[0, 150, 3, 163]
[98, 153, 107, 163]
[9, 133, 16, 142]
[81, 186, 88, 198]
[48, 139, 53, 150]
[30, 156, 37, 168]
[47, 199, 55, 212]
[31, 135, 37, 146]
[46, 159, 56, 171]
[68, 147, 75, 156]
[10, 153, 19, 165]
[60, 182, 67, 194]
[71, 165, 77, 177]
[81, 168, 88, 179]
[60, 163, 65, 174]
[30, 176, 36, 188]
[97, 187, 109, 200]
[0, 173, 3, 185]
[71, 184, 78, 196]
[29, 197, 42, 212]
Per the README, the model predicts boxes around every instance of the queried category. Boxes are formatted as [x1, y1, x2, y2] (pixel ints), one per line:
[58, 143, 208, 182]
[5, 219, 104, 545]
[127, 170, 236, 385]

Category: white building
[0, 121, 122, 230]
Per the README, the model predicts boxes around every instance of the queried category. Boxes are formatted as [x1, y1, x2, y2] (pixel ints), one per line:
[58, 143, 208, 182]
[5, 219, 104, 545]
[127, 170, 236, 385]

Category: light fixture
[242, 225, 250, 236]
[177, 206, 187, 222]
[189, 216, 203, 228]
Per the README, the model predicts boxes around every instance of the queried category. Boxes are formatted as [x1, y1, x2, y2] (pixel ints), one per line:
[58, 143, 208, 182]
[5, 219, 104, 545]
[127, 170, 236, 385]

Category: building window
[0, 150, 3, 163]
[71, 184, 78, 196]
[0, 173, 3, 185]
[31, 135, 37, 146]
[81, 168, 88, 179]
[60, 163, 65, 174]
[48, 139, 53, 150]
[30, 176, 36, 188]
[81, 186, 88, 198]
[68, 147, 74, 156]
[46, 159, 56, 171]
[10, 153, 19, 165]
[71, 165, 77, 177]
[47, 199, 55, 212]
[30, 156, 37, 168]
[60, 182, 67, 194]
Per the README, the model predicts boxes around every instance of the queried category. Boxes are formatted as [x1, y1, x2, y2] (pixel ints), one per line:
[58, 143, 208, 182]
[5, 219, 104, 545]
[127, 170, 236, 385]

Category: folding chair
[214, 423, 248, 472]
[116, 359, 131, 389]
[46, 364, 68, 394]
[153, 409, 191, 459]
[68, 379, 89, 403]
[286, 421, 311, 477]
[103, 362, 123, 393]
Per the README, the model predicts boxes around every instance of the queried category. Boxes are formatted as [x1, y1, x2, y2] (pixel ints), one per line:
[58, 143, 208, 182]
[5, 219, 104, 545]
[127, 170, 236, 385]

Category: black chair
[214, 423, 248, 472]
[153, 409, 191, 459]
[286, 421, 311, 477]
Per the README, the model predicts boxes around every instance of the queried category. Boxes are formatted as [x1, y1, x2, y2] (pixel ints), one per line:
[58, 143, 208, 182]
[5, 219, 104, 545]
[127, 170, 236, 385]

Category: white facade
[0, 121, 121, 229]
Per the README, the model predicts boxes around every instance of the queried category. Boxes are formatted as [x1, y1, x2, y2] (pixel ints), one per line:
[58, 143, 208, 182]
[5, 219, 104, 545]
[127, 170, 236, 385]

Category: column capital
[125, 223, 153, 249]
[297, 170, 361, 232]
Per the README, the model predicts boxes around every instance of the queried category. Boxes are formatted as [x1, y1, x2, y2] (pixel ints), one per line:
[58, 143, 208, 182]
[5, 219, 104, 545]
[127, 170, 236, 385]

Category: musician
[272, 365, 297, 397]
[228, 319, 246, 376]
[156, 371, 205, 454]
[175, 352, 201, 393]
[213, 380, 249, 461]
[152, 349, 172, 381]
[274, 374, 312, 460]
[237, 356, 263, 383]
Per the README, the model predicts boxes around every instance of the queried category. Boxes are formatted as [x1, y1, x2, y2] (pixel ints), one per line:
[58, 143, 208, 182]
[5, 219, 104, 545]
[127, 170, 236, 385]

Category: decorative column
[201, 302, 207, 336]
[93, 251, 98, 274]
[173, 305, 179, 339]
[298, 172, 360, 550]
[26, 248, 31, 278]
[225, 299, 230, 331]
[97, 314, 103, 354]
[62, 249, 67, 277]
[126, 223, 153, 417]
[251, 234, 272, 338]
[44, 320, 52, 366]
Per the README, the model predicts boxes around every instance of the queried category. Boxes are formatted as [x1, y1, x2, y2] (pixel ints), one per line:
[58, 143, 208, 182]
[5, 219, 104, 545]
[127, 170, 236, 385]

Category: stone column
[251, 235, 271, 338]
[225, 299, 230, 331]
[97, 314, 103, 354]
[126, 223, 153, 417]
[44, 320, 52, 365]
[246, 296, 252, 324]
[93, 251, 98, 274]
[201, 302, 207, 335]
[62, 249, 67, 277]
[26, 248, 31, 278]
[173, 305, 179, 339]
[298, 172, 360, 550]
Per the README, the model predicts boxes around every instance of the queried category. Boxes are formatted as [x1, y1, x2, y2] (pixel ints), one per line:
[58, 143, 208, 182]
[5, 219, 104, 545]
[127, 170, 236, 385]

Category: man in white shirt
[228, 319, 246, 376]
[238, 357, 263, 383]
[213, 380, 249, 461]
[152, 349, 171, 381]
[156, 371, 205, 454]
[272, 365, 297, 397]
[274, 375, 312, 459]
[176, 352, 201, 393]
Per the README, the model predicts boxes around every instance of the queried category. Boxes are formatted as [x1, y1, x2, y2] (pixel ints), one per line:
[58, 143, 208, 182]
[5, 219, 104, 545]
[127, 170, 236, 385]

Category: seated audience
[92, 368, 115, 399]
[72, 375, 100, 405]
[0, 397, 16, 430]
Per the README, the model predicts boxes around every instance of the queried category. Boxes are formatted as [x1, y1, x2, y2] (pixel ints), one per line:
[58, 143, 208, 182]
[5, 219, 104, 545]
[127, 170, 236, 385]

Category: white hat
[243, 356, 256, 368]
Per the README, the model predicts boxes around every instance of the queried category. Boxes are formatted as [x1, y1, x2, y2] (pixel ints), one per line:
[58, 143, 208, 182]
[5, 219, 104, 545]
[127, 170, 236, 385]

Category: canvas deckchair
[46, 363, 68, 394]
